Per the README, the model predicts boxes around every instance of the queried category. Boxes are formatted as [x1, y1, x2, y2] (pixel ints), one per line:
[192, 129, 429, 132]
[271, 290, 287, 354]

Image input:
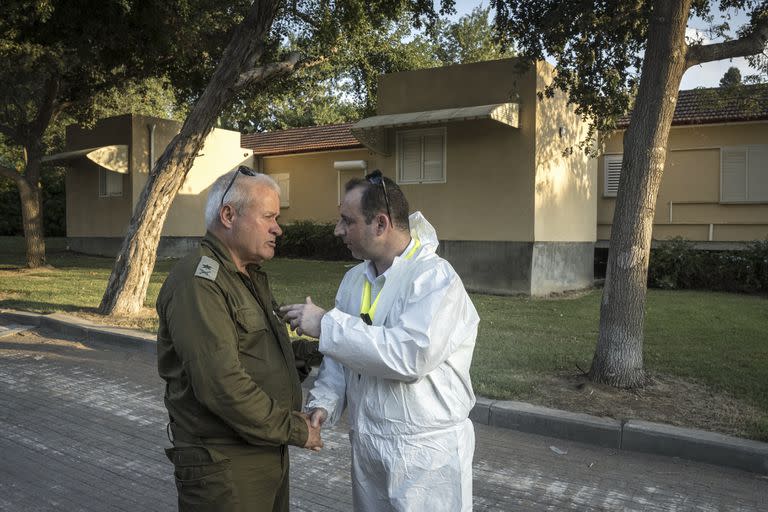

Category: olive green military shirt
[156, 232, 315, 448]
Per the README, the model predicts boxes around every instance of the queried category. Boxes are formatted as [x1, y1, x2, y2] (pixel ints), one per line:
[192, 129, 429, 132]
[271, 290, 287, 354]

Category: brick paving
[1, 328, 767, 511]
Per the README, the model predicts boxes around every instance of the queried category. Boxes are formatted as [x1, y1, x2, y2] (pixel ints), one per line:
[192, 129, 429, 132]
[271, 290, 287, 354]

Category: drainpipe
[148, 124, 156, 172]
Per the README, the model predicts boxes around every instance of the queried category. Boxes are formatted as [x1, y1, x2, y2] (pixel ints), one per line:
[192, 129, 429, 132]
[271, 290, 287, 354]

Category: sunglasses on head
[221, 165, 258, 208]
[364, 169, 392, 222]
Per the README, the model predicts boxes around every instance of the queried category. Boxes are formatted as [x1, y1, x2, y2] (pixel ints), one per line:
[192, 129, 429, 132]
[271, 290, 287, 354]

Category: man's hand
[280, 297, 326, 338]
[307, 407, 328, 429]
[301, 412, 323, 452]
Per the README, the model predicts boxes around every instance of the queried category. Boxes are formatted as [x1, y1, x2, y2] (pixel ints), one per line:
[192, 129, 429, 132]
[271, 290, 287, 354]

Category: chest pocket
[234, 307, 271, 360]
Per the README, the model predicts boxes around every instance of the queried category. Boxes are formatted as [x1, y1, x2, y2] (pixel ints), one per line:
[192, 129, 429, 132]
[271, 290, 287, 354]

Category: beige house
[244, 58, 596, 295]
[56, 113, 253, 256]
[57, 60, 768, 295]
[598, 84, 768, 247]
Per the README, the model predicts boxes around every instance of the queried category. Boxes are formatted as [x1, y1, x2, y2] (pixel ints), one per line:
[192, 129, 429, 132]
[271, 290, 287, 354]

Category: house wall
[373, 58, 599, 295]
[375, 58, 539, 242]
[131, 121, 254, 236]
[65, 115, 134, 238]
[531, 62, 597, 294]
[66, 114, 252, 256]
[598, 121, 768, 242]
[261, 148, 371, 224]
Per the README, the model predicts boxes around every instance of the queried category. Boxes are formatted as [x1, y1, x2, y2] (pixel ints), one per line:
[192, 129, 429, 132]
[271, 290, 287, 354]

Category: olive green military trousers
[166, 442, 290, 512]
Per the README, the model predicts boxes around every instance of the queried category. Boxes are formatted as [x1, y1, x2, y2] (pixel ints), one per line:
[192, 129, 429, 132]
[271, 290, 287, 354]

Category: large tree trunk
[98, 0, 281, 316]
[589, 0, 692, 388]
[17, 172, 46, 268]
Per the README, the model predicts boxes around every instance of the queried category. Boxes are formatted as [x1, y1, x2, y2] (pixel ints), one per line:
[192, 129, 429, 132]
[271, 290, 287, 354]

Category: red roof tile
[619, 83, 768, 128]
[241, 122, 362, 156]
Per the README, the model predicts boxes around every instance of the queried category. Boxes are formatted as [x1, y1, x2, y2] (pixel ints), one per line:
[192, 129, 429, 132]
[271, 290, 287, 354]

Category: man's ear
[374, 213, 389, 235]
[219, 204, 236, 229]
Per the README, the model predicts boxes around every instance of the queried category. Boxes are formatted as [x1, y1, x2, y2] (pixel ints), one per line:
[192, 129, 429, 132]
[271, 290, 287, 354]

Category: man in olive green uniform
[157, 167, 323, 512]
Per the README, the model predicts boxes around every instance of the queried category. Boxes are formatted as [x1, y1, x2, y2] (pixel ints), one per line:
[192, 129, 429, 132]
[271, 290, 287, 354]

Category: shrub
[275, 220, 351, 261]
[648, 237, 768, 293]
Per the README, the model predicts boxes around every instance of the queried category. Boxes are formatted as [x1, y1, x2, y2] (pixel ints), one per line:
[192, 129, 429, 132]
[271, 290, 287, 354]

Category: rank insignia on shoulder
[194, 255, 219, 281]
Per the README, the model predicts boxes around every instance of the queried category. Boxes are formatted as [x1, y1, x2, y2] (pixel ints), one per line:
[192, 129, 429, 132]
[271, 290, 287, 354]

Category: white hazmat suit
[307, 211, 479, 511]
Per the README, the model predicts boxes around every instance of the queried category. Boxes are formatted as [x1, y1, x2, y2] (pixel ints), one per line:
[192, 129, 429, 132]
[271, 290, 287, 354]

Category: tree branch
[0, 164, 22, 183]
[0, 123, 18, 141]
[686, 17, 768, 67]
[234, 52, 304, 90]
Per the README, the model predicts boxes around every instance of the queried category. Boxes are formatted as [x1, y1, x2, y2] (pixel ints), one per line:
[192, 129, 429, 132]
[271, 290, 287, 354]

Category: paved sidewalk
[3, 309, 768, 476]
[1, 328, 767, 511]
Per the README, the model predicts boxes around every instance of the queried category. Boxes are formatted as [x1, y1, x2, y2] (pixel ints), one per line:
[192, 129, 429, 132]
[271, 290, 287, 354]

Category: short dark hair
[345, 175, 410, 231]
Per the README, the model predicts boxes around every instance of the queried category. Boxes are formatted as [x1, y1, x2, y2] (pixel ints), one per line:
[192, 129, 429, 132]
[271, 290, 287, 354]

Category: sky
[448, 0, 763, 90]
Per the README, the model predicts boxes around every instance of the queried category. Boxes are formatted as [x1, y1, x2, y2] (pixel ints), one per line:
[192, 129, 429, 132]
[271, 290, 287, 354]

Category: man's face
[334, 186, 376, 261]
[231, 182, 282, 266]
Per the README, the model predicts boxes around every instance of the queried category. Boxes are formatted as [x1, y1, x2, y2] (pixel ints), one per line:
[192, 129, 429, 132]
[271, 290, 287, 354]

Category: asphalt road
[1, 327, 766, 511]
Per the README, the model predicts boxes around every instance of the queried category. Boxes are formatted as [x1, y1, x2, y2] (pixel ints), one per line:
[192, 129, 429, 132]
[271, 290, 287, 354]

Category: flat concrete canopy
[42, 145, 129, 174]
[351, 103, 519, 154]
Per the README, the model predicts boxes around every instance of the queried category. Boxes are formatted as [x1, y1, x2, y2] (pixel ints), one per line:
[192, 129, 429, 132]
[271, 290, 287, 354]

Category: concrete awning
[350, 103, 519, 155]
[42, 145, 129, 174]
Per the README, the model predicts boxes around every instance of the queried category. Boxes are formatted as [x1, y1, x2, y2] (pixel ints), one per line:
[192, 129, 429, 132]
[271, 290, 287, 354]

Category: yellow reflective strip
[404, 237, 421, 260]
[361, 280, 372, 315]
[359, 237, 421, 323]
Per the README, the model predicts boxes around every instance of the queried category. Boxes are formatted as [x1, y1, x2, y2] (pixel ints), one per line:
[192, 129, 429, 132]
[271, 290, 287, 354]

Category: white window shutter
[422, 133, 444, 182]
[721, 147, 748, 202]
[747, 145, 768, 202]
[604, 155, 622, 197]
[399, 133, 422, 183]
[106, 170, 123, 197]
[272, 173, 290, 207]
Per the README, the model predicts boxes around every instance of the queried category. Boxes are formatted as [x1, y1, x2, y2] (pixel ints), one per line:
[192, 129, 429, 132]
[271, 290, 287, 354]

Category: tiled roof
[240, 122, 362, 156]
[619, 83, 768, 127]
[241, 84, 767, 155]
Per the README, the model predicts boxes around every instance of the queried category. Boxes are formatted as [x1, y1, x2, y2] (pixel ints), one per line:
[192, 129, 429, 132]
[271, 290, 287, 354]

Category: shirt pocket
[234, 306, 270, 361]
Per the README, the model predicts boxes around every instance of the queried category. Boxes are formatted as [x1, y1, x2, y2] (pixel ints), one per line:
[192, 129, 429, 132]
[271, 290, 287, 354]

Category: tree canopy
[223, 6, 513, 132]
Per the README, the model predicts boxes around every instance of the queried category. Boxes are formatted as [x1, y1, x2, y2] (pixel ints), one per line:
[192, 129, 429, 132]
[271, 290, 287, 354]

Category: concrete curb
[3, 309, 767, 475]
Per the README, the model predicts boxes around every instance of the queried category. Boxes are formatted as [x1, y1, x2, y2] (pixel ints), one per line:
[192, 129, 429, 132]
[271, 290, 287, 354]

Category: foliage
[720, 66, 743, 87]
[432, 6, 515, 65]
[489, 0, 768, 154]
[648, 237, 768, 293]
[0, 166, 65, 237]
[0, 0, 234, 266]
[226, 6, 514, 131]
[275, 220, 352, 261]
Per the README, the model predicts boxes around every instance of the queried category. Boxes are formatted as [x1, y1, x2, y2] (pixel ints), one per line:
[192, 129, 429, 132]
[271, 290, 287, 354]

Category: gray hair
[204, 169, 280, 229]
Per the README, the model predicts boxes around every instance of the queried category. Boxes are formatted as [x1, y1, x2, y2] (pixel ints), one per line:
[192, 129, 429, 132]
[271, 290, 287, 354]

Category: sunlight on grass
[1, 237, 767, 439]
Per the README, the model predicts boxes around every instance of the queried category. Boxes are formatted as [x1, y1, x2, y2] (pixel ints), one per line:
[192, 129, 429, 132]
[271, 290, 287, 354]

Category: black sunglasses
[221, 165, 258, 208]
[365, 169, 392, 222]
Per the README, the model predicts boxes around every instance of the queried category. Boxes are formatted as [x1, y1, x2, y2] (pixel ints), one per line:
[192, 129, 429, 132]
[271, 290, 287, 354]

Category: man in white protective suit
[280, 170, 479, 511]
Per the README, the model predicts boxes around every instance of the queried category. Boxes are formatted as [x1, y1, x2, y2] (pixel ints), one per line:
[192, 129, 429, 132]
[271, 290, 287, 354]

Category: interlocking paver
[1, 329, 766, 511]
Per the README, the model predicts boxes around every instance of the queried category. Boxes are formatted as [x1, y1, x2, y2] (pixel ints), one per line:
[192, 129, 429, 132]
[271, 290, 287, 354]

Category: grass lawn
[1, 236, 767, 440]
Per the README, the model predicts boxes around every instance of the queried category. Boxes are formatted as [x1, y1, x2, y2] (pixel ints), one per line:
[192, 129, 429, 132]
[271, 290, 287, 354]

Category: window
[271, 173, 290, 207]
[396, 128, 446, 184]
[721, 145, 768, 203]
[603, 154, 622, 197]
[98, 168, 123, 198]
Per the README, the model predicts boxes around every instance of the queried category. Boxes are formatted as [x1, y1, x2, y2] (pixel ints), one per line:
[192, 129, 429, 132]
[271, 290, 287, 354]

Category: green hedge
[275, 220, 352, 261]
[0, 168, 66, 237]
[648, 237, 768, 293]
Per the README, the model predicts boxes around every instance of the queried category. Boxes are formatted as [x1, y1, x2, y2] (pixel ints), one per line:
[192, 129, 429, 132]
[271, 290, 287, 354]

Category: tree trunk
[13, 141, 47, 268]
[17, 172, 46, 268]
[98, 0, 281, 316]
[589, 0, 693, 388]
